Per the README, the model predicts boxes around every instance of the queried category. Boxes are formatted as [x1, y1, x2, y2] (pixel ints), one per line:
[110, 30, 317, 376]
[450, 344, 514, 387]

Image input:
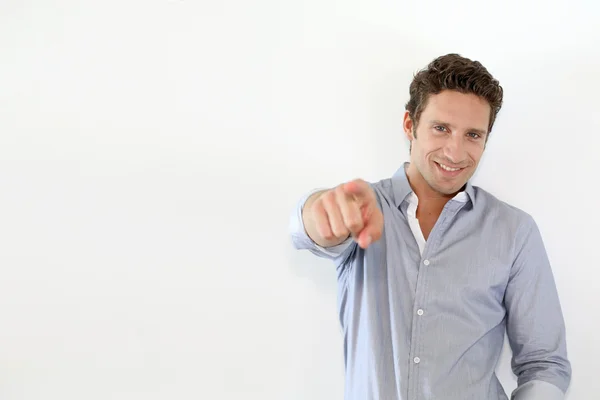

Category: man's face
[404, 90, 490, 196]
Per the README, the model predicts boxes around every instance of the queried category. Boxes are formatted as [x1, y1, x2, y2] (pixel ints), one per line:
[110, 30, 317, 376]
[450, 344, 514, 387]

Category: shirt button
[423, 259, 430, 266]
[417, 309, 424, 316]
[413, 357, 421, 364]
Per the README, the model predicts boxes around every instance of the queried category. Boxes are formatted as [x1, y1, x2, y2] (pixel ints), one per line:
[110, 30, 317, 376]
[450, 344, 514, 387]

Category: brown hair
[405, 53, 503, 135]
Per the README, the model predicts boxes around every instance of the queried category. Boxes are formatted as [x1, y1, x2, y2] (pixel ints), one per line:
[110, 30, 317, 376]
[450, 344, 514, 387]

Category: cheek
[415, 135, 444, 160]
[467, 145, 485, 161]
[422, 142, 444, 158]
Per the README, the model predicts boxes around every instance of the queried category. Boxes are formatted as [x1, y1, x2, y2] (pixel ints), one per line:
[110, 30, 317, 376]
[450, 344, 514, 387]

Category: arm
[505, 215, 572, 399]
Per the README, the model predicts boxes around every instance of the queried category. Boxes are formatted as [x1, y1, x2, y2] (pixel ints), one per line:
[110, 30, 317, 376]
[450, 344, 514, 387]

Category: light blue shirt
[289, 164, 571, 400]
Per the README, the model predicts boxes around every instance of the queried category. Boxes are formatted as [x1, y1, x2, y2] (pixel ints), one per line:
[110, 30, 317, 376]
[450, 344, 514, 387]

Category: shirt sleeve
[288, 188, 356, 261]
[505, 215, 572, 399]
[511, 379, 566, 400]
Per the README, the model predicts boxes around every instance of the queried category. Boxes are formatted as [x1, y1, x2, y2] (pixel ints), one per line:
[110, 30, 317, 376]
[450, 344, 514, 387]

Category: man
[289, 54, 571, 399]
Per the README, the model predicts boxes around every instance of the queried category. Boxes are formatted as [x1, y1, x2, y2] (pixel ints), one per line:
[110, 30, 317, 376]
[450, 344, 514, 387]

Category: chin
[429, 178, 467, 195]
[431, 185, 459, 196]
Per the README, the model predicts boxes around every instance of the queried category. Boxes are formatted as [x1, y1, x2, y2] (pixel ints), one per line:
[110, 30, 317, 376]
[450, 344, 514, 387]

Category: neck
[405, 163, 457, 212]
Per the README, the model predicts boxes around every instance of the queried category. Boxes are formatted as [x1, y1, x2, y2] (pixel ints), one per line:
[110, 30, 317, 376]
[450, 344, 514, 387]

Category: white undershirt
[405, 191, 468, 255]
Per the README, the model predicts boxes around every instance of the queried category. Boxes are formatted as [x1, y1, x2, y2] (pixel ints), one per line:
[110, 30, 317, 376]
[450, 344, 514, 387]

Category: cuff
[511, 380, 565, 400]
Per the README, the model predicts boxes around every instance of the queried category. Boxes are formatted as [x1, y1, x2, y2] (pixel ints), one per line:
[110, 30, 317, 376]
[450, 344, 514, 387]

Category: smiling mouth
[435, 161, 464, 172]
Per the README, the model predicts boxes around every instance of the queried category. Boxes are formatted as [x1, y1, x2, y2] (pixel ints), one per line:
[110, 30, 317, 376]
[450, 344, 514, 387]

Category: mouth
[434, 161, 465, 177]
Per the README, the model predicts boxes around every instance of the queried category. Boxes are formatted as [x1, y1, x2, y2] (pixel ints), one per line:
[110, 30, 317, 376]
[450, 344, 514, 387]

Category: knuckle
[320, 191, 337, 208]
[346, 218, 362, 232]
[322, 232, 335, 241]
[318, 225, 334, 240]
[332, 225, 349, 239]
[310, 202, 326, 219]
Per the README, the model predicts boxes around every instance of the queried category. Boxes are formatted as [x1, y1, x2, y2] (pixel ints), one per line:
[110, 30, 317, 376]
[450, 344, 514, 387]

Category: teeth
[438, 163, 461, 172]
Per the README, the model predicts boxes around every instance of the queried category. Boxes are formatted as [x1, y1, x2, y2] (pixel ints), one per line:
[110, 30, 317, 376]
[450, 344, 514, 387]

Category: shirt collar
[391, 162, 476, 208]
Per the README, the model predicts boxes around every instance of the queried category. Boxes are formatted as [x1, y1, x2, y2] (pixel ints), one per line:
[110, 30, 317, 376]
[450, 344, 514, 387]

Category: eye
[434, 125, 447, 132]
[468, 132, 481, 139]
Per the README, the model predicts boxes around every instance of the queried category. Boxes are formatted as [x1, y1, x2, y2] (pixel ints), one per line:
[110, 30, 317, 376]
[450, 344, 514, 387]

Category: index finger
[341, 179, 374, 203]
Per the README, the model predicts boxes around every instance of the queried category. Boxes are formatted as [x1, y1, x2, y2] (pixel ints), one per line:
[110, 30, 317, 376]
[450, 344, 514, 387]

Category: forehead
[420, 90, 491, 131]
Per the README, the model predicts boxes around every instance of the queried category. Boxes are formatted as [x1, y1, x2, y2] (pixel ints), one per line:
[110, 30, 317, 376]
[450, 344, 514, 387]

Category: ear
[403, 111, 415, 141]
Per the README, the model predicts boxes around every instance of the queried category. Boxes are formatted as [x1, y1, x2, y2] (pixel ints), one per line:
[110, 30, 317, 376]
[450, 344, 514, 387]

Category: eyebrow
[429, 120, 488, 136]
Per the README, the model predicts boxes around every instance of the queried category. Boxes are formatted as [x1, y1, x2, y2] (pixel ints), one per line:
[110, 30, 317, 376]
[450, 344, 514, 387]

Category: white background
[0, 1, 598, 399]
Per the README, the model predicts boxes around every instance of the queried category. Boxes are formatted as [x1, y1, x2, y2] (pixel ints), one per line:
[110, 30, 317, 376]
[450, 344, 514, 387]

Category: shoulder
[367, 178, 397, 209]
[471, 185, 537, 233]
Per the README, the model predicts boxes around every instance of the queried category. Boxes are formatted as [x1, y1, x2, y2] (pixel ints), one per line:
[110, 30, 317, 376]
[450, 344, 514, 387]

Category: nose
[443, 134, 466, 164]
